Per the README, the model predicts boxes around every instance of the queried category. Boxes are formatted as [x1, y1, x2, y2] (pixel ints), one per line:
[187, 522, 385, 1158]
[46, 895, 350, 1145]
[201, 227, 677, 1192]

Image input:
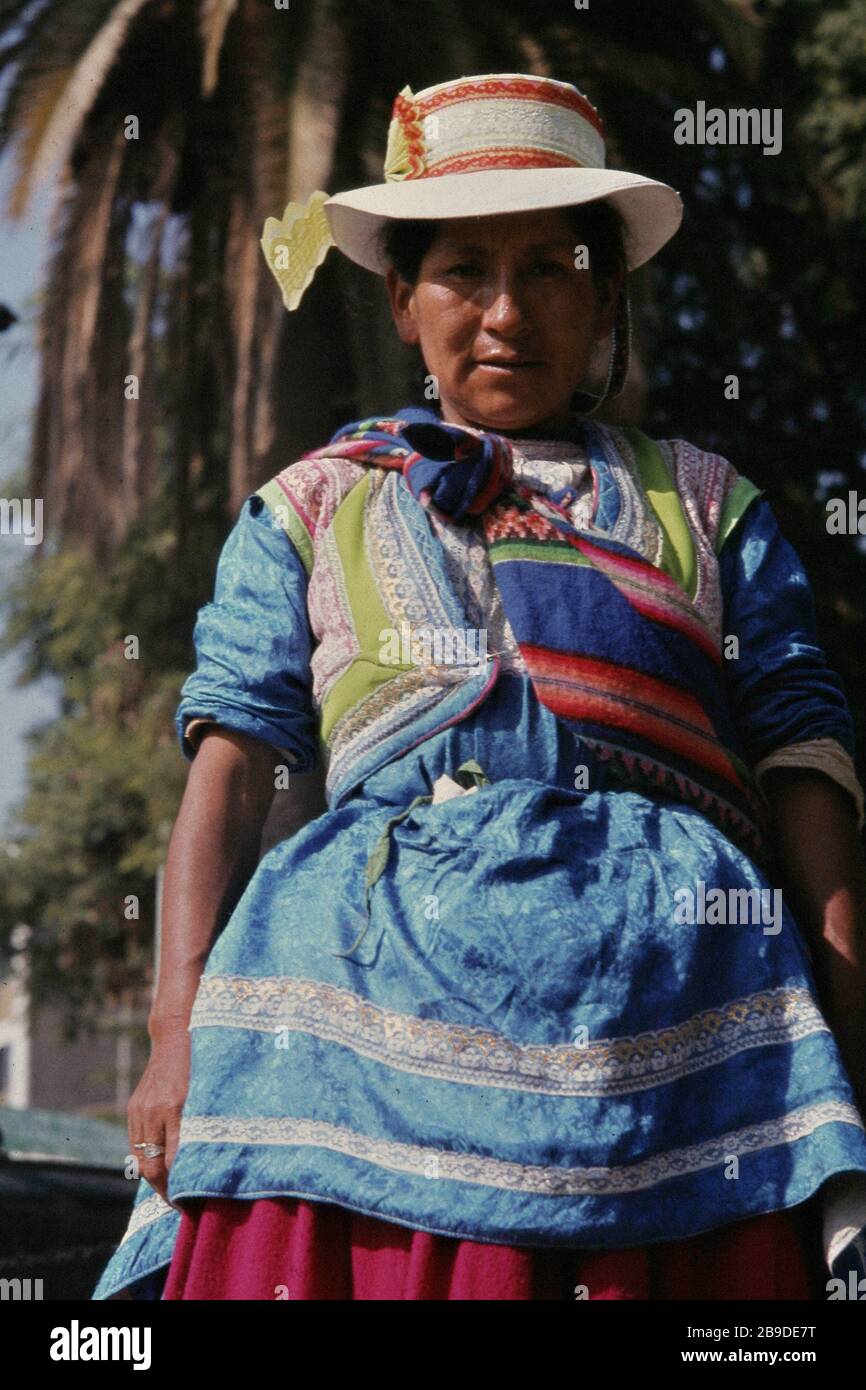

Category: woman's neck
[487, 418, 585, 442]
[429, 403, 586, 444]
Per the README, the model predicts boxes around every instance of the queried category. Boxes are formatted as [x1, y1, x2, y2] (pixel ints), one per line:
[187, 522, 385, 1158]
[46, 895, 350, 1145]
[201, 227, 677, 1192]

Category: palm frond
[30, 124, 129, 547]
[121, 120, 183, 521]
[198, 0, 239, 98]
[7, 0, 155, 216]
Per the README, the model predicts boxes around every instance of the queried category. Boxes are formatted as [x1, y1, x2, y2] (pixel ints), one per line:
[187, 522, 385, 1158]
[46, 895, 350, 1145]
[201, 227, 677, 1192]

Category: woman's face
[385, 208, 623, 435]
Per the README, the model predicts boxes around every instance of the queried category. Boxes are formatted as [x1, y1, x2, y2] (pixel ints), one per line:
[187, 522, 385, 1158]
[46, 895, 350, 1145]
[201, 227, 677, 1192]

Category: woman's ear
[385, 267, 420, 346]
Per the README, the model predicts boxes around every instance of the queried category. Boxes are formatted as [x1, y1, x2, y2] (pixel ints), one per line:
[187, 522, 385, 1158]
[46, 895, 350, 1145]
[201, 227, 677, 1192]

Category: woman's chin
[454, 389, 566, 434]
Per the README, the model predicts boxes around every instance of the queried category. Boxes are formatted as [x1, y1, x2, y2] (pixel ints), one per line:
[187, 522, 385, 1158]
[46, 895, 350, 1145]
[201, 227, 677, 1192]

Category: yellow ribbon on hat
[259, 189, 335, 312]
[383, 84, 426, 181]
[260, 84, 425, 311]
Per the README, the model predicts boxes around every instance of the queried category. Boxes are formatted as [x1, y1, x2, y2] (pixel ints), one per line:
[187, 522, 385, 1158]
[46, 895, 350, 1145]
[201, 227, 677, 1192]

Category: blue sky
[0, 154, 61, 829]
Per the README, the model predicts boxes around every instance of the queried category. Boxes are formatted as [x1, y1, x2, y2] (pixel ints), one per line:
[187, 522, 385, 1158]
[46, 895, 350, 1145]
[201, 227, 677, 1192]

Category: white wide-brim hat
[327, 167, 681, 276]
[261, 73, 683, 312]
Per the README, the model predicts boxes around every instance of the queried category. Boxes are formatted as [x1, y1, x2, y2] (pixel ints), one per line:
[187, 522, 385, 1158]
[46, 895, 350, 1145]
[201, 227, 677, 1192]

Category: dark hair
[377, 200, 628, 288]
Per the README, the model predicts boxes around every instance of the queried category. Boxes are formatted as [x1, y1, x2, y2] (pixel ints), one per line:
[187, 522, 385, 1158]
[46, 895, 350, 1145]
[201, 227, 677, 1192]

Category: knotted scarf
[304, 407, 772, 871]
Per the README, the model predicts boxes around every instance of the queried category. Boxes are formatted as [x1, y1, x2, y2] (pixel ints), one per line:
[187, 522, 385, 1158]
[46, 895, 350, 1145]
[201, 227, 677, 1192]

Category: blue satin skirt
[93, 673, 866, 1298]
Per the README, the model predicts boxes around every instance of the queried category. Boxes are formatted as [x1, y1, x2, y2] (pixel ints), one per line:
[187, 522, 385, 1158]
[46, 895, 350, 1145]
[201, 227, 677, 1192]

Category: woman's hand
[127, 725, 281, 1201]
[128, 1025, 191, 1203]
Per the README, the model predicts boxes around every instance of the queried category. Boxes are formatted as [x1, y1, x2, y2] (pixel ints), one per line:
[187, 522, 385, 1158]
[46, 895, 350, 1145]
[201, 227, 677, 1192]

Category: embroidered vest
[256, 419, 768, 863]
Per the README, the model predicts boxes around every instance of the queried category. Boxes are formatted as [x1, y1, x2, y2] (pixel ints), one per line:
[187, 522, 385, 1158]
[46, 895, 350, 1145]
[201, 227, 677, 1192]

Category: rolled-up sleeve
[718, 495, 864, 827]
[175, 493, 319, 769]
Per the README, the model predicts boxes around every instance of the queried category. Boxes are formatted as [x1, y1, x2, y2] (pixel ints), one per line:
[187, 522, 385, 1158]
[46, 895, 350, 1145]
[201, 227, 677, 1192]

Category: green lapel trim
[490, 539, 592, 566]
[321, 474, 405, 746]
[715, 476, 765, 555]
[622, 427, 697, 600]
[255, 477, 315, 575]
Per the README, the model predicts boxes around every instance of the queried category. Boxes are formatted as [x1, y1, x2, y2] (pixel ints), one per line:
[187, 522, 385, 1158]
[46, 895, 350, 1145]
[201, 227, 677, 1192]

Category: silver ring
[133, 1142, 166, 1159]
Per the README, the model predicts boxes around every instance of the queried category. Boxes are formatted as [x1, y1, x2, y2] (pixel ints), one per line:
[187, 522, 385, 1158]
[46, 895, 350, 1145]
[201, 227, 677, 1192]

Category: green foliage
[794, 4, 866, 220]
[634, 0, 866, 748]
[0, 489, 200, 1014]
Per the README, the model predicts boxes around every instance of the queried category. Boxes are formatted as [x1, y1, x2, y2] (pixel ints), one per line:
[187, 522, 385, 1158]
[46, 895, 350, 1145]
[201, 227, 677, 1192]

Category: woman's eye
[443, 260, 569, 280]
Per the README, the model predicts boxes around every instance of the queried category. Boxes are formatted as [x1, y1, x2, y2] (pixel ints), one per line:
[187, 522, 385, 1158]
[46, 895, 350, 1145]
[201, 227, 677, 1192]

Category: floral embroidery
[190, 976, 828, 1098]
[119, 1192, 176, 1247]
[179, 1101, 863, 1198]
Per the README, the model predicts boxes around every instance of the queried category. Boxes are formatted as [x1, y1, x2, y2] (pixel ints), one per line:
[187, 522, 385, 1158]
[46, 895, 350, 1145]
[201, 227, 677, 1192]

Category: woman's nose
[480, 274, 530, 333]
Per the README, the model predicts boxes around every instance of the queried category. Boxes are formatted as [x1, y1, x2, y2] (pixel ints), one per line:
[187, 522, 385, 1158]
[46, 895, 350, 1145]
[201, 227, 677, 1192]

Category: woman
[95, 73, 866, 1301]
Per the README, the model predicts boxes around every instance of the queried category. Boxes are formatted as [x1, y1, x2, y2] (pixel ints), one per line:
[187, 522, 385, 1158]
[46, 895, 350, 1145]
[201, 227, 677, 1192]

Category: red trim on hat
[422, 147, 588, 177]
[391, 90, 427, 177]
[417, 77, 605, 139]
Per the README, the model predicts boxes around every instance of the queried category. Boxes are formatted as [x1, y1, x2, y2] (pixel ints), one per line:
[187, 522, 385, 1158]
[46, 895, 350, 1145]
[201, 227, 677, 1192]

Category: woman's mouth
[474, 359, 543, 373]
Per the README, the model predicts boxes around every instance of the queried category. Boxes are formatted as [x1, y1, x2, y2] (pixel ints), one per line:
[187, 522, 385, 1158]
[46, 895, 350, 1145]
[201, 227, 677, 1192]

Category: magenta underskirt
[161, 1195, 817, 1300]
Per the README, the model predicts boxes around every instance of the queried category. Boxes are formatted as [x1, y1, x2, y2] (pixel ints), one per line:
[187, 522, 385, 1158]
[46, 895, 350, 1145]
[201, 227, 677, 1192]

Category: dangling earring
[572, 285, 632, 417]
